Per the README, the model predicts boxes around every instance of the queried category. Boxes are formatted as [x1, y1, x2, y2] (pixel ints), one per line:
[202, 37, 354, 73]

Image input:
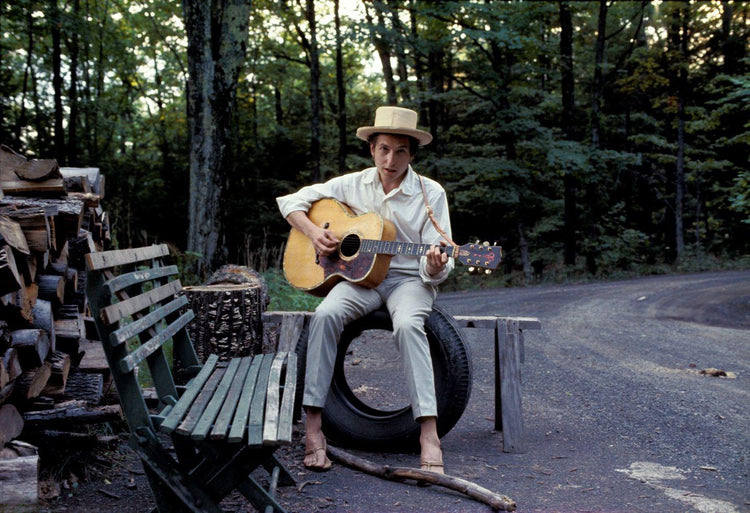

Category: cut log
[53, 309, 83, 355]
[0, 452, 38, 508]
[13, 362, 52, 401]
[183, 281, 265, 362]
[42, 350, 71, 397]
[13, 159, 61, 182]
[21, 429, 119, 450]
[63, 371, 103, 405]
[37, 274, 65, 305]
[31, 299, 55, 352]
[0, 215, 30, 255]
[2, 349, 21, 381]
[0, 245, 23, 296]
[47, 351, 71, 387]
[0, 145, 26, 173]
[0, 360, 7, 389]
[8, 282, 38, 325]
[60, 167, 103, 196]
[0, 404, 23, 449]
[0, 383, 13, 406]
[21, 402, 121, 429]
[10, 329, 49, 368]
[66, 230, 95, 270]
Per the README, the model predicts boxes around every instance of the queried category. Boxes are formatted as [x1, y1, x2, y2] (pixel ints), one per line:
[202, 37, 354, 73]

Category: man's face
[370, 134, 414, 185]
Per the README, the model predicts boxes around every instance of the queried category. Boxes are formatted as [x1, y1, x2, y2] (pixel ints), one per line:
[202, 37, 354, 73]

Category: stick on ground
[326, 445, 516, 512]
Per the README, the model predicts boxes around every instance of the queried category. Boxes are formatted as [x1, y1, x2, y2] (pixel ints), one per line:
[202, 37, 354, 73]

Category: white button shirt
[276, 166, 454, 285]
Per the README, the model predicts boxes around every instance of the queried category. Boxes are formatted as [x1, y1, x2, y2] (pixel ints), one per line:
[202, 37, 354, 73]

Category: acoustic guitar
[283, 198, 502, 297]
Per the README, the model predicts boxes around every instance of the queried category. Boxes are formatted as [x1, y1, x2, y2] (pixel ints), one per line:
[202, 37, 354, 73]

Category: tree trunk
[334, 0, 347, 174]
[184, 0, 252, 277]
[50, 0, 65, 161]
[559, 1, 578, 267]
[306, 0, 322, 182]
[585, 0, 607, 275]
[365, 2, 397, 105]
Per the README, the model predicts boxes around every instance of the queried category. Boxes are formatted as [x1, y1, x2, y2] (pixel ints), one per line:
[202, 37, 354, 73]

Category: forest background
[1, 0, 748, 295]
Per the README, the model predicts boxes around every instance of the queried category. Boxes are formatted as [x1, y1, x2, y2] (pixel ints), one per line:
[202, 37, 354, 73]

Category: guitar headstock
[455, 241, 502, 273]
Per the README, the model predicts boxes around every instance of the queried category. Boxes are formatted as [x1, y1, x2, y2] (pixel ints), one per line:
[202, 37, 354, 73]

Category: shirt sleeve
[276, 175, 348, 218]
[417, 180, 455, 285]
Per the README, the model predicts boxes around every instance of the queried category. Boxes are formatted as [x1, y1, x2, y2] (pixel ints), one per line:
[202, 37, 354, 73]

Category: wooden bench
[263, 311, 540, 454]
[85, 244, 296, 513]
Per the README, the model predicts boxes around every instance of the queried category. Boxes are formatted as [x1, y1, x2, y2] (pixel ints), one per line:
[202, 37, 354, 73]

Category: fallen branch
[326, 445, 516, 512]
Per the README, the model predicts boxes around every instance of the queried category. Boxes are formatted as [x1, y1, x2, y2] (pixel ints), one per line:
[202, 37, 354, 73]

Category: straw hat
[356, 106, 433, 146]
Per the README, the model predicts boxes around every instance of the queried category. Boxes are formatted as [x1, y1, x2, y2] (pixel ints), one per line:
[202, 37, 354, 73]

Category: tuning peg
[468, 266, 476, 274]
[475, 240, 480, 245]
[483, 241, 489, 246]
[493, 241, 498, 246]
[484, 269, 492, 275]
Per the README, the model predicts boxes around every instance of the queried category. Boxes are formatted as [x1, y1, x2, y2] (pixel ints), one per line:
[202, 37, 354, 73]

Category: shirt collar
[363, 166, 419, 196]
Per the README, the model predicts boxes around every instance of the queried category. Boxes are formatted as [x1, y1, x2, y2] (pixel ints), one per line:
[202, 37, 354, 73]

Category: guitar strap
[417, 173, 457, 247]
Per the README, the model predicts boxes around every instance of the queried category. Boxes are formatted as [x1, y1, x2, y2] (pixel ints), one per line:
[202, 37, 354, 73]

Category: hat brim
[356, 126, 433, 146]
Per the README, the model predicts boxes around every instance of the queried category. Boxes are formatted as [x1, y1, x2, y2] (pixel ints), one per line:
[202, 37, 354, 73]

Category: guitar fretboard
[358, 238, 456, 258]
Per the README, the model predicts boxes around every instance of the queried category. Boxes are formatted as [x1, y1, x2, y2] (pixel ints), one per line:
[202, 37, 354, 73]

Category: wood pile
[0, 145, 118, 507]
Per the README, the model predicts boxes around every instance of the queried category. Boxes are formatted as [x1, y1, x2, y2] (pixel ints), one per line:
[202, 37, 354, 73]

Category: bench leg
[495, 319, 526, 453]
[131, 431, 223, 513]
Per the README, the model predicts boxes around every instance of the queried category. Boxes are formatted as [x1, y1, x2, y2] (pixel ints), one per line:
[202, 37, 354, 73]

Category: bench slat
[105, 265, 179, 294]
[247, 354, 274, 446]
[110, 295, 188, 347]
[276, 352, 297, 444]
[228, 355, 263, 442]
[100, 280, 183, 325]
[119, 310, 195, 373]
[262, 353, 286, 445]
[176, 365, 225, 436]
[160, 354, 219, 433]
[211, 356, 253, 440]
[86, 244, 170, 271]
[191, 358, 241, 440]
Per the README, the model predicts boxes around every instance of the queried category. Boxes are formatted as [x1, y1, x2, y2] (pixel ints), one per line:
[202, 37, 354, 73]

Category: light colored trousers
[303, 272, 438, 420]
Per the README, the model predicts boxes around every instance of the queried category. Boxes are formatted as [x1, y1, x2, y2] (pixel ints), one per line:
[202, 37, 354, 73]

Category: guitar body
[283, 198, 397, 297]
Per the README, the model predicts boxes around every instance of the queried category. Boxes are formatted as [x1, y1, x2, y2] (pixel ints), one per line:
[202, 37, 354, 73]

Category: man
[276, 106, 454, 473]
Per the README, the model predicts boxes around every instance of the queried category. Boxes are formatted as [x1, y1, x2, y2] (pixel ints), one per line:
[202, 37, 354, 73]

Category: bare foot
[303, 408, 331, 471]
[419, 416, 444, 474]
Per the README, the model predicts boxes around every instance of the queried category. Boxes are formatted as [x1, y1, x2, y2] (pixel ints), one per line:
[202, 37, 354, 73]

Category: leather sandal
[304, 445, 332, 472]
[420, 459, 444, 472]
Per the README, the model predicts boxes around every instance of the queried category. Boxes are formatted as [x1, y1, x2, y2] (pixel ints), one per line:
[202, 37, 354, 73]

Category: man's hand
[425, 242, 449, 276]
[310, 225, 339, 256]
[286, 211, 339, 256]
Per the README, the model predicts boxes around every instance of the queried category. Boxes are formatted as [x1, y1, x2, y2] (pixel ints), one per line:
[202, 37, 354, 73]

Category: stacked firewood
[0, 145, 119, 506]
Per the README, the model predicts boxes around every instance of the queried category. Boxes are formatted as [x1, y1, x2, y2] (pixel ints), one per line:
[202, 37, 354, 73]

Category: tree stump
[182, 265, 268, 363]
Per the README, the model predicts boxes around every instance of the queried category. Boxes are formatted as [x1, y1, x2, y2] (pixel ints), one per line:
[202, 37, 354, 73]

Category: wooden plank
[119, 310, 195, 373]
[262, 353, 286, 445]
[228, 355, 262, 442]
[277, 315, 305, 352]
[276, 352, 297, 444]
[497, 318, 525, 453]
[175, 366, 225, 436]
[85, 244, 169, 271]
[110, 295, 188, 346]
[159, 354, 219, 433]
[191, 358, 241, 440]
[246, 354, 274, 446]
[99, 280, 182, 325]
[104, 265, 179, 294]
[0, 454, 38, 506]
[211, 356, 252, 440]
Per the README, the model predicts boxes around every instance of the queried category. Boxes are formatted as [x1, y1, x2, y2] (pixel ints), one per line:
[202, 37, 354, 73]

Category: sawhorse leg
[494, 318, 525, 453]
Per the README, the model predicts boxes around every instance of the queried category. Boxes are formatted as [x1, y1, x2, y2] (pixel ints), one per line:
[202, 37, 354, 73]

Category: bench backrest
[85, 244, 201, 432]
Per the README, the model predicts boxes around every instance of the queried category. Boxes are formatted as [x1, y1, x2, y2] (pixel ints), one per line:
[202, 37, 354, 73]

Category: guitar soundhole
[340, 233, 361, 258]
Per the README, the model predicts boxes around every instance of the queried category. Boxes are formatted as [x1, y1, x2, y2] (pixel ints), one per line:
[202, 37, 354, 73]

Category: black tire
[295, 303, 472, 452]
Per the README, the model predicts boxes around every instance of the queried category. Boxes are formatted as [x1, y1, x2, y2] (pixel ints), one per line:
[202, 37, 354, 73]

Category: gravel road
[44, 269, 749, 513]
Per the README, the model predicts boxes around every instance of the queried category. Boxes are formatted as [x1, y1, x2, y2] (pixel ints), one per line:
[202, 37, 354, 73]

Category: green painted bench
[85, 244, 296, 513]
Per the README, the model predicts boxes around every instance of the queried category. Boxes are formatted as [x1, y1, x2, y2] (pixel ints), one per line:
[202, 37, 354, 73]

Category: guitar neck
[359, 238, 455, 258]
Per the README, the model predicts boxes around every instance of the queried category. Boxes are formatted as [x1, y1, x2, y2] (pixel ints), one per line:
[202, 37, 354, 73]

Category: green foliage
[262, 268, 322, 312]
